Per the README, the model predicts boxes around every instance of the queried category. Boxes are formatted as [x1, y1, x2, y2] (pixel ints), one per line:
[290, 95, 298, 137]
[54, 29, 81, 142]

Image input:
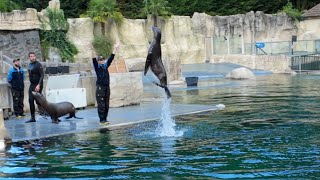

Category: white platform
[45, 74, 87, 108]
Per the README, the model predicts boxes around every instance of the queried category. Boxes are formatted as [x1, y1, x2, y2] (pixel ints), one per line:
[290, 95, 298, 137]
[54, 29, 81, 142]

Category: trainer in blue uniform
[92, 43, 120, 125]
[7, 58, 25, 118]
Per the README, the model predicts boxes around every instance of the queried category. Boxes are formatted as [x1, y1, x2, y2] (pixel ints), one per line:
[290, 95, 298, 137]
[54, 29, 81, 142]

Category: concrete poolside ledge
[5, 103, 222, 142]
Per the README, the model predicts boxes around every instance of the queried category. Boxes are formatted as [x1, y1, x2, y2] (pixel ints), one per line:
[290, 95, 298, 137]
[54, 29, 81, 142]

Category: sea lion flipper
[144, 54, 152, 75]
[152, 82, 172, 99]
[164, 86, 172, 99]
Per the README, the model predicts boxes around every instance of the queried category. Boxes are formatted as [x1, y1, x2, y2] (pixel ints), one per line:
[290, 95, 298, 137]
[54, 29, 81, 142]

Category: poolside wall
[211, 55, 290, 73]
[0, 72, 143, 114]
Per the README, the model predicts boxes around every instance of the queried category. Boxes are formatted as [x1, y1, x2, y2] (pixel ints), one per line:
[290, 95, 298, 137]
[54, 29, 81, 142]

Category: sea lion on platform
[32, 91, 82, 124]
[144, 26, 171, 98]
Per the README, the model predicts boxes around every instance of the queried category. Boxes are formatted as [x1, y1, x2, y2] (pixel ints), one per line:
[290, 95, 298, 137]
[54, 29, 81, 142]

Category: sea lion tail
[74, 116, 83, 119]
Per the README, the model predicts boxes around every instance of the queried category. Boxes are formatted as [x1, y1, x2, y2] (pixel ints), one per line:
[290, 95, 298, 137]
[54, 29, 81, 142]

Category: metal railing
[211, 37, 320, 56]
[290, 54, 320, 73]
[0, 51, 13, 76]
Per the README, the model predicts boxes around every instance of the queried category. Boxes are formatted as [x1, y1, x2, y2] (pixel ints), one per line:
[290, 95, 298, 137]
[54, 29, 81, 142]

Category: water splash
[156, 97, 184, 137]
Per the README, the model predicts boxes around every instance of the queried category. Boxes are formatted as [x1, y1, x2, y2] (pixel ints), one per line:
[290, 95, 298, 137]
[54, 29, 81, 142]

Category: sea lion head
[152, 26, 161, 42]
[32, 91, 45, 101]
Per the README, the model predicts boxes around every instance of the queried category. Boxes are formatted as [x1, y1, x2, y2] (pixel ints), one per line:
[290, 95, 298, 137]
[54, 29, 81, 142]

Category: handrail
[0, 51, 13, 73]
[290, 53, 320, 73]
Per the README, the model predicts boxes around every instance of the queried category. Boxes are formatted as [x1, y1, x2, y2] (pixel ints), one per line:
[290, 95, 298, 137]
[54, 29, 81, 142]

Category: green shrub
[280, 1, 303, 21]
[39, 8, 78, 62]
[0, 0, 20, 12]
[92, 35, 113, 57]
[84, 0, 123, 24]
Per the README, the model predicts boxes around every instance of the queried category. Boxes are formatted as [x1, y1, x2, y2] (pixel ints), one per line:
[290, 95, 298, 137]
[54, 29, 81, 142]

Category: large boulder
[226, 67, 255, 79]
[67, 18, 94, 63]
[125, 58, 146, 72]
[109, 72, 143, 107]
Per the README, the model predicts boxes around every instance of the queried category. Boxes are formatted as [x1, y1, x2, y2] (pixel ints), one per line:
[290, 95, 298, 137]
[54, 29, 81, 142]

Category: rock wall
[191, 12, 297, 55]
[0, 30, 42, 62]
[3, 3, 320, 71]
[0, 9, 40, 31]
[67, 18, 94, 63]
[297, 19, 320, 40]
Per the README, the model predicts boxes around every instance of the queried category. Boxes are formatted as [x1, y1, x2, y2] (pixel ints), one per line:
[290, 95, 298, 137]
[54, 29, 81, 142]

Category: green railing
[290, 54, 320, 73]
[212, 37, 320, 55]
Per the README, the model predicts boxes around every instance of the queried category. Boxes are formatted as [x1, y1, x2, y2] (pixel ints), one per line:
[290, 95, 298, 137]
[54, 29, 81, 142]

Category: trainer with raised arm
[92, 43, 120, 125]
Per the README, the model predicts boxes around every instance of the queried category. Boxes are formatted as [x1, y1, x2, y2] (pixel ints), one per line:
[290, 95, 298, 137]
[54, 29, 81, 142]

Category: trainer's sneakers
[19, 114, 26, 117]
[16, 115, 23, 118]
[99, 120, 110, 125]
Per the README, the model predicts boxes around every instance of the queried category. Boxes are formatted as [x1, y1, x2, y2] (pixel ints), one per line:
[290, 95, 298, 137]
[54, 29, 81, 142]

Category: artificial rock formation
[125, 58, 146, 72]
[3, 1, 320, 75]
[192, 11, 296, 55]
[67, 18, 95, 63]
[0, 30, 42, 62]
[109, 72, 143, 107]
[226, 67, 255, 79]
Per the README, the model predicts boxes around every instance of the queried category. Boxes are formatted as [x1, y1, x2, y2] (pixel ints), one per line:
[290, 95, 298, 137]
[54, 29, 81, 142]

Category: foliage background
[1, 0, 319, 18]
[39, 8, 78, 62]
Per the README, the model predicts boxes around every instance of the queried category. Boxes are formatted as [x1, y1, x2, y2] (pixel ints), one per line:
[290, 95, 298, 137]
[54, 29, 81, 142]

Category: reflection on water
[1, 74, 320, 179]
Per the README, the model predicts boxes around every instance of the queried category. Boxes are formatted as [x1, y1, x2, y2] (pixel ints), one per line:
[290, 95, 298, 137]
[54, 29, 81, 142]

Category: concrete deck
[5, 103, 220, 142]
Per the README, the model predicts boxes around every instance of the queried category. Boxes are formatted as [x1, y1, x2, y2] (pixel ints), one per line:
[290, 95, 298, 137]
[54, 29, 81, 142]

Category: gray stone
[67, 18, 94, 63]
[109, 72, 143, 107]
[226, 67, 255, 79]
[125, 58, 146, 72]
[0, 30, 42, 62]
[48, 0, 60, 10]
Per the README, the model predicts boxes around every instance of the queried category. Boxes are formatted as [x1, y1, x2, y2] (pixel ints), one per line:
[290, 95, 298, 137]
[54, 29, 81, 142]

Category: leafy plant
[92, 35, 113, 57]
[39, 7, 78, 62]
[280, 1, 303, 21]
[84, 0, 123, 23]
[141, 0, 171, 17]
[117, 0, 145, 19]
[141, 0, 171, 26]
[0, 0, 20, 12]
[83, 0, 123, 36]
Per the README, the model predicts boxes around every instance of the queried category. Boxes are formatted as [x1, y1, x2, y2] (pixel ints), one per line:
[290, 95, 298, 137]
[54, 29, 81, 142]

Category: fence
[211, 37, 320, 56]
[290, 54, 320, 73]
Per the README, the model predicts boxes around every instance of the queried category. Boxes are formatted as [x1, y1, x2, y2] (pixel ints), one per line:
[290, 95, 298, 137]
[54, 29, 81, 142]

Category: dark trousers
[11, 89, 24, 116]
[96, 85, 110, 121]
[28, 84, 43, 117]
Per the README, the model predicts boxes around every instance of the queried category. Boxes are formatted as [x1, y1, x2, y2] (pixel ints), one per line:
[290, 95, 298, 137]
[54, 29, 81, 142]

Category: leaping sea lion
[144, 26, 172, 99]
[32, 91, 82, 124]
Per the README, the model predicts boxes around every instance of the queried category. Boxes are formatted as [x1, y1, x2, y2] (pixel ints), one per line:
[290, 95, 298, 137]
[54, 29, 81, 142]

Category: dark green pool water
[1, 74, 320, 179]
